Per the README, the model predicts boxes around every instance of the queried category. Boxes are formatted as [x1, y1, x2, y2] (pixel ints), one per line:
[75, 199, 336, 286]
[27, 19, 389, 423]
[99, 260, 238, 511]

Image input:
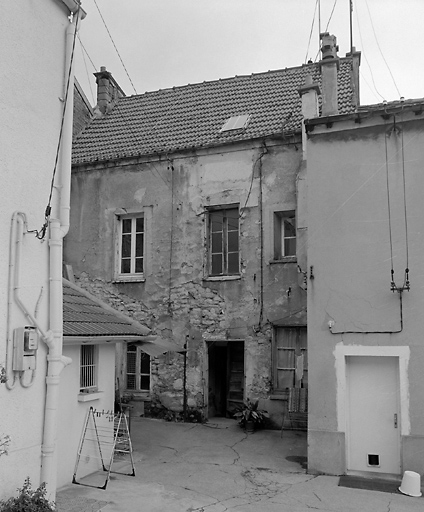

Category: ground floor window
[126, 343, 151, 391]
[273, 326, 307, 392]
[80, 344, 98, 393]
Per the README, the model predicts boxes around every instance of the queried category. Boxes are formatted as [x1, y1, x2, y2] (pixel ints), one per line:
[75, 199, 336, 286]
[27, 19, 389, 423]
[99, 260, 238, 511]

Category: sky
[74, 0, 424, 108]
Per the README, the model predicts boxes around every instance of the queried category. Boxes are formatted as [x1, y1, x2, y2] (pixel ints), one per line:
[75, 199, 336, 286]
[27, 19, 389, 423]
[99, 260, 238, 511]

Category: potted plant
[234, 399, 269, 432]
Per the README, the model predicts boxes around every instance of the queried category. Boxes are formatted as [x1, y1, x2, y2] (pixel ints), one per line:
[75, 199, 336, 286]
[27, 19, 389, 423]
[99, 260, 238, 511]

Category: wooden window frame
[115, 213, 145, 282]
[126, 344, 151, 393]
[207, 204, 240, 277]
[273, 210, 296, 260]
[273, 326, 307, 393]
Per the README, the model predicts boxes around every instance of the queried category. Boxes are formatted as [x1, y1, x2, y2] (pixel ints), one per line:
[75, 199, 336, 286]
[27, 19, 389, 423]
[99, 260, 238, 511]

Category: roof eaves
[63, 335, 147, 345]
[63, 279, 150, 335]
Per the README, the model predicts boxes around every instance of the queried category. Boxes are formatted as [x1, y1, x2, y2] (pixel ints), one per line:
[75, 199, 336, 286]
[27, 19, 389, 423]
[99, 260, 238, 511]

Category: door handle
[394, 413, 398, 429]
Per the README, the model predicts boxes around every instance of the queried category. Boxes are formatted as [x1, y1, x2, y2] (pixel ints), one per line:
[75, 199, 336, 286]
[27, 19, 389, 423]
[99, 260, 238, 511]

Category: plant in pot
[234, 398, 269, 433]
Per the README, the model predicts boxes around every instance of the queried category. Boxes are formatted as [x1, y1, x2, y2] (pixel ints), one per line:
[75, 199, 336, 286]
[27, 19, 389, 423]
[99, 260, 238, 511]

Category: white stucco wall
[306, 111, 424, 475]
[57, 343, 117, 489]
[0, 1, 74, 499]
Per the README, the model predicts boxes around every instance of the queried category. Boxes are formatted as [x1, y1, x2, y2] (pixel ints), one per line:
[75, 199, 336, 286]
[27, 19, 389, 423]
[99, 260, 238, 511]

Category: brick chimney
[319, 33, 339, 116]
[93, 66, 125, 116]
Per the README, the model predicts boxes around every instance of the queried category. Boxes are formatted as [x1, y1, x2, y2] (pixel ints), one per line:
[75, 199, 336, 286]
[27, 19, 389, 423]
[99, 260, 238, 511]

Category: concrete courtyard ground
[57, 417, 423, 512]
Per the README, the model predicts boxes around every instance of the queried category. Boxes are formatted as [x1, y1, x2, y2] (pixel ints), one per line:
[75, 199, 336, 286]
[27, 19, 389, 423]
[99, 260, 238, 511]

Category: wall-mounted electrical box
[12, 326, 38, 371]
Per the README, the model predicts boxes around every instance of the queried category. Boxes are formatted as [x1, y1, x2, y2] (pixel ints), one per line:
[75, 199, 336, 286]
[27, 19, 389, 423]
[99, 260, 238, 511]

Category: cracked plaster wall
[67, 140, 306, 425]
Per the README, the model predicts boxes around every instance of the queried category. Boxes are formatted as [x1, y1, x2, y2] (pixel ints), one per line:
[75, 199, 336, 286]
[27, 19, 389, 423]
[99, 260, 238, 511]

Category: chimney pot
[93, 67, 126, 115]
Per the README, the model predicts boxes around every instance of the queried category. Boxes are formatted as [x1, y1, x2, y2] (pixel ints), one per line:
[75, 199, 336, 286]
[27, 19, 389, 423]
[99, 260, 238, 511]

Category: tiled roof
[72, 59, 355, 165]
[63, 279, 149, 337]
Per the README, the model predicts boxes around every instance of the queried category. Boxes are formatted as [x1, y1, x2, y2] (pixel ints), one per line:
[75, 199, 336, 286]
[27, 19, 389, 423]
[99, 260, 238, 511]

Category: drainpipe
[6, 213, 50, 389]
[40, 12, 79, 498]
[6, 213, 51, 389]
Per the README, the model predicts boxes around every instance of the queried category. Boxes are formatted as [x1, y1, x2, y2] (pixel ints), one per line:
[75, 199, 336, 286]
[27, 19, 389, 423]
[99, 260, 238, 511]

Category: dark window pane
[121, 234, 131, 258]
[121, 258, 131, 273]
[140, 353, 150, 374]
[127, 344, 137, 352]
[299, 329, 307, 349]
[284, 238, 296, 256]
[301, 349, 308, 369]
[211, 219, 223, 233]
[127, 351, 137, 373]
[274, 214, 283, 259]
[277, 370, 295, 389]
[284, 217, 296, 238]
[276, 328, 297, 348]
[211, 232, 223, 252]
[135, 257, 143, 273]
[136, 217, 144, 233]
[211, 254, 222, 275]
[136, 233, 144, 257]
[227, 252, 239, 273]
[122, 219, 131, 234]
[126, 375, 136, 390]
[226, 209, 239, 230]
[140, 375, 150, 390]
[278, 349, 295, 368]
[227, 231, 239, 252]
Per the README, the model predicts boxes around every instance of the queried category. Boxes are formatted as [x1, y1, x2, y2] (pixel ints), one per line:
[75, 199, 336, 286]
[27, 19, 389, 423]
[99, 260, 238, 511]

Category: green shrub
[0, 478, 55, 512]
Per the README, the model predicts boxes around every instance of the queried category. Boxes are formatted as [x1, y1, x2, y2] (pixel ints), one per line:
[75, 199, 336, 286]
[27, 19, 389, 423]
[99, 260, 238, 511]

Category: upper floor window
[208, 206, 240, 276]
[80, 344, 98, 393]
[274, 211, 296, 260]
[116, 214, 144, 281]
[126, 344, 150, 392]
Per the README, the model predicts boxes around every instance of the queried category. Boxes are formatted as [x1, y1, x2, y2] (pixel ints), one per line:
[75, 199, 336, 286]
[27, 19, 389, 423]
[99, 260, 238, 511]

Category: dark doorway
[207, 340, 244, 418]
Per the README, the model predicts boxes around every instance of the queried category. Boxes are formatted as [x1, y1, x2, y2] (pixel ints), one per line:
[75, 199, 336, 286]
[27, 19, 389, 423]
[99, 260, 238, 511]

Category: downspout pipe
[6, 213, 50, 389]
[40, 13, 79, 498]
[7, 213, 50, 389]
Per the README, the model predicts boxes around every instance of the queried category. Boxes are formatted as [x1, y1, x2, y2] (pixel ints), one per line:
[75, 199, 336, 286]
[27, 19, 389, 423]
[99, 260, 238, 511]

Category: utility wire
[354, 4, 385, 101]
[78, 36, 95, 105]
[359, 70, 382, 104]
[400, 113, 410, 287]
[364, 0, 401, 98]
[384, 128, 394, 277]
[324, 0, 338, 33]
[30, 13, 80, 240]
[78, 34, 97, 71]
[93, 0, 138, 95]
[305, 0, 319, 63]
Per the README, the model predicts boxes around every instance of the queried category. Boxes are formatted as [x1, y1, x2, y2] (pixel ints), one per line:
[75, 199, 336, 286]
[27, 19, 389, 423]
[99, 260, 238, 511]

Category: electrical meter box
[12, 326, 38, 371]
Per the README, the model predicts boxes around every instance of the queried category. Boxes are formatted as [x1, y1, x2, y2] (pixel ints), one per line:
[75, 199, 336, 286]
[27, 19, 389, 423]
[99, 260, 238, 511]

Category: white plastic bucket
[399, 471, 422, 497]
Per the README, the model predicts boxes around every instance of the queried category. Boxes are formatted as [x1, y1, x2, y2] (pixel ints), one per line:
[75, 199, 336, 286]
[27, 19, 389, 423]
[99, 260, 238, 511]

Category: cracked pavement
[57, 417, 423, 512]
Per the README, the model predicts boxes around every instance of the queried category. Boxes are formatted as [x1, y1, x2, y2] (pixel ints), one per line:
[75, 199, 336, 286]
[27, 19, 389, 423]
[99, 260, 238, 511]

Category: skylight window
[220, 114, 250, 132]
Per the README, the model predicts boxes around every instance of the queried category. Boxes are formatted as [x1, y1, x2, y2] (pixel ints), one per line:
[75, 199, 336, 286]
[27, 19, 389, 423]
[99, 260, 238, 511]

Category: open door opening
[207, 340, 244, 418]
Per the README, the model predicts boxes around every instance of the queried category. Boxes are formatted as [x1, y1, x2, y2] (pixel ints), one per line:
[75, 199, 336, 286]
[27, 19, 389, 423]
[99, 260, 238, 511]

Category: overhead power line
[305, 0, 319, 63]
[354, 4, 385, 101]
[93, 0, 138, 95]
[364, 0, 401, 98]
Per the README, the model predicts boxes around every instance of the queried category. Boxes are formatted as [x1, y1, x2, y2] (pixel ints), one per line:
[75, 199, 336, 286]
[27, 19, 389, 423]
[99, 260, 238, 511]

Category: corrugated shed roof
[72, 59, 355, 165]
[63, 279, 149, 337]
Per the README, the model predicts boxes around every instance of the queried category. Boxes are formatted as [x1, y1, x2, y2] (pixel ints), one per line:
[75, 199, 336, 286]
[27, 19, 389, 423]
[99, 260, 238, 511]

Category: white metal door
[346, 356, 400, 475]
